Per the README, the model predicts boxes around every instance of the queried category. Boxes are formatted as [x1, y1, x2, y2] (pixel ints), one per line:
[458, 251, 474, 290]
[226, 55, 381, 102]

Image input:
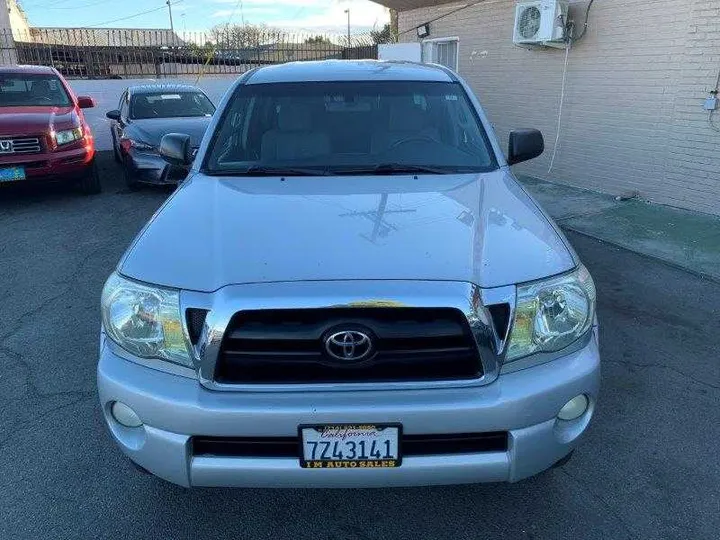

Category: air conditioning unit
[513, 0, 569, 48]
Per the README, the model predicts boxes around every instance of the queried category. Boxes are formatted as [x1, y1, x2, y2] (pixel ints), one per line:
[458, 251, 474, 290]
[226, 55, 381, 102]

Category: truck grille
[214, 308, 483, 384]
[0, 137, 42, 155]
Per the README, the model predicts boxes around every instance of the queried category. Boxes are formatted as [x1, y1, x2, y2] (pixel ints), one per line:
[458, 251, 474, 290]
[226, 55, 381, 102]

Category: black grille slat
[186, 308, 209, 345]
[215, 308, 482, 384]
[192, 432, 508, 458]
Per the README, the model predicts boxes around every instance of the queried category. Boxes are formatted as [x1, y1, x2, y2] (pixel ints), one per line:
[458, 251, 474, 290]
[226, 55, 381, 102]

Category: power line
[22, 0, 75, 8]
[398, 1, 486, 35]
[84, 0, 184, 28]
[45, 0, 114, 10]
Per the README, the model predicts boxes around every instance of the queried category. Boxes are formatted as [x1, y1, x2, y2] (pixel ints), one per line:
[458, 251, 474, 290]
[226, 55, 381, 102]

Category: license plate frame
[299, 423, 402, 469]
[0, 166, 26, 182]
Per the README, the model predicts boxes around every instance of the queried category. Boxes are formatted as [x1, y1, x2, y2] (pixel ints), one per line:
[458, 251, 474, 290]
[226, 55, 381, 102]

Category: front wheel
[79, 160, 101, 194]
[112, 131, 121, 163]
[123, 157, 141, 190]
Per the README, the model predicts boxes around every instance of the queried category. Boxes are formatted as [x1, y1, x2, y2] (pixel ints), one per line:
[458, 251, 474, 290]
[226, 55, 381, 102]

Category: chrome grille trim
[0, 137, 42, 155]
[180, 281, 516, 393]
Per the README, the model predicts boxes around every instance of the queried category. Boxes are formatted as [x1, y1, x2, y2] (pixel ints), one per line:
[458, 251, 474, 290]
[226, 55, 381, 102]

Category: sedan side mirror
[508, 129, 544, 165]
[160, 133, 193, 167]
[77, 96, 96, 109]
[106, 110, 121, 121]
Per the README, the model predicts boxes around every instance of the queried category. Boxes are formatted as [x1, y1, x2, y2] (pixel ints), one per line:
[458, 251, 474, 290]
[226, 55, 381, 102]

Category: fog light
[557, 395, 589, 421]
[111, 401, 143, 428]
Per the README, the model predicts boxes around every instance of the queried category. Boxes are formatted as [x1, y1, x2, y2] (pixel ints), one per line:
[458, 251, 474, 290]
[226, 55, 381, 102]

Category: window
[422, 38, 459, 72]
[204, 80, 497, 176]
[119, 92, 129, 119]
[0, 74, 71, 107]
[129, 92, 215, 119]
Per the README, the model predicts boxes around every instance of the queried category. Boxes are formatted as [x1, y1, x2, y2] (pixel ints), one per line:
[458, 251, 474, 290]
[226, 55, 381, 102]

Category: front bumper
[0, 145, 94, 181]
[97, 330, 600, 488]
[126, 149, 187, 185]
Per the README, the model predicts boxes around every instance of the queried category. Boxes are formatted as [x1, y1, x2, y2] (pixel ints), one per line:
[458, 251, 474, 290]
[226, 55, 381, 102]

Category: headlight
[55, 127, 84, 145]
[101, 273, 192, 367]
[506, 265, 596, 362]
[125, 139, 157, 153]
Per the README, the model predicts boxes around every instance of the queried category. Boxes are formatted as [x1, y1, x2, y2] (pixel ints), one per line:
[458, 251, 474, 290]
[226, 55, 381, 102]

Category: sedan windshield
[130, 92, 215, 119]
[204, 81, 497, 175]
[0, 74, 71, 107]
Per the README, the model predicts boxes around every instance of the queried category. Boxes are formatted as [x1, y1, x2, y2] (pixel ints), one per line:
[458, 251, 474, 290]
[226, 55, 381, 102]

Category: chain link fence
[0, 28, 396, 79]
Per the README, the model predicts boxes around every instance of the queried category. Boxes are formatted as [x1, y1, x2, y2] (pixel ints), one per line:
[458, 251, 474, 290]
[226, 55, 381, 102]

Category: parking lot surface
[0, 154, 718, 539]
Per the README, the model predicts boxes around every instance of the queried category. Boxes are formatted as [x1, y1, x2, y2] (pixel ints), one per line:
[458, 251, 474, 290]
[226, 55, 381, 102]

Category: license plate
[300, 424, 401, 469]
[0, 166, 25, 182]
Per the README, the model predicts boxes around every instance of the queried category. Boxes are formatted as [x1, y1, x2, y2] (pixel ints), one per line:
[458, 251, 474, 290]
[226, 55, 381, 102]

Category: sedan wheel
[123, 157, 141, 190]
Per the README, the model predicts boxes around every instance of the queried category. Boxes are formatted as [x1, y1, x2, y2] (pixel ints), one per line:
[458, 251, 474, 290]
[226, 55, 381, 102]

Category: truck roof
[0, 65, 57, 75]
[247, 60, 455, 85]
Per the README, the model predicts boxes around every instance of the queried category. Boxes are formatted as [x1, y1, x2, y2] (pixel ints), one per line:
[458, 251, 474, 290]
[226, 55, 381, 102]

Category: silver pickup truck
[98, 60, 599, 488]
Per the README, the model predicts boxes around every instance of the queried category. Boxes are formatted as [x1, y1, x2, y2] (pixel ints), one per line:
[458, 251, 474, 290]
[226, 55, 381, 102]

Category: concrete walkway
[518, 175, 720, 281]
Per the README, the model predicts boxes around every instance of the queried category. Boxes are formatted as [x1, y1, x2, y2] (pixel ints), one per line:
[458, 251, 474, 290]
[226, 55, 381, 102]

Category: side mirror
[106, 110, 121, 121]
[160, 133, 193, 167]
[508, 129, 544, 165]
[77, 96, 96, 109]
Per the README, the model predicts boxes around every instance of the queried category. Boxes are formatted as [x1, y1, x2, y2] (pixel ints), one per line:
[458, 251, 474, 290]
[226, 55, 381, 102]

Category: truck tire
[79, 160, 102, 195]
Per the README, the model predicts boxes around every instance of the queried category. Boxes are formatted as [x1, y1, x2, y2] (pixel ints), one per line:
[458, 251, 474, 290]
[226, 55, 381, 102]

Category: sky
[18, 0, 391, 34]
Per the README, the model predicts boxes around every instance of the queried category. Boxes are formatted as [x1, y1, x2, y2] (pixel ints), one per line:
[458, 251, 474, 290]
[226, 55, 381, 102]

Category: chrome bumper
[97, 329, 600, 488]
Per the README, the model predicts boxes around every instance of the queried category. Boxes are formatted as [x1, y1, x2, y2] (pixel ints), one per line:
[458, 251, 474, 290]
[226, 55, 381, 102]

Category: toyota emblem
[0, 140, 13, 154]
[325, 330, 373, 362]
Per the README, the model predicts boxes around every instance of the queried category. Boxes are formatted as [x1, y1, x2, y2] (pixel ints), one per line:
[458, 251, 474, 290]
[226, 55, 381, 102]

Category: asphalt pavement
[0, 154, 718, 540]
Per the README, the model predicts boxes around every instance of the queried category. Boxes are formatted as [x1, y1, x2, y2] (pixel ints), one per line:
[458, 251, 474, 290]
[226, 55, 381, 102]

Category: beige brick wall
[398, 0, 720, 215]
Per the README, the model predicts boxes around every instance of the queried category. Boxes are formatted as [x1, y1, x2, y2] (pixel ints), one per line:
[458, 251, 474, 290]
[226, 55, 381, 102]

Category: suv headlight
[101, 272, 192, 367]
[55, 127, 84, 146]
[506, 265, 596, 362]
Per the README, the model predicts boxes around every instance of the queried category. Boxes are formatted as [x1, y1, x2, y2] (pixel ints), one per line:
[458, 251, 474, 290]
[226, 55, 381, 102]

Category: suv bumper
[97, 329, 600, 488]
[0, 146, 94, 181]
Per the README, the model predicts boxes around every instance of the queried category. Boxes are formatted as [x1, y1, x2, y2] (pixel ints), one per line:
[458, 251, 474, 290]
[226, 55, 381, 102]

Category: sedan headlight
[101, 273, 192, 367]
[506, 265, 596, 362]
[123, 139, 157, 153]
[55, 127, 84, 145]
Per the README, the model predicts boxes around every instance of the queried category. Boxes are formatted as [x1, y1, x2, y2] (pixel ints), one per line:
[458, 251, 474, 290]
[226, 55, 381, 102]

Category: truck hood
[0, 106, 78, 136]
[120, 170, 576, 291]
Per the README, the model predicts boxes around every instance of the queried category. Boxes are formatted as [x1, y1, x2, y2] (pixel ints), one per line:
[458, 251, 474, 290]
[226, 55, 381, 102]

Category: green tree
[210, 23, 283, 48]
[370, 23, 395, 45]
[305, 36, 333, 45]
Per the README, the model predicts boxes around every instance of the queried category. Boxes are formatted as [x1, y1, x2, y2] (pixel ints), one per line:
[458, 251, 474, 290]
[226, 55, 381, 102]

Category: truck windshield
[204, 81, 497, 176]
[0, 74, 71, 107]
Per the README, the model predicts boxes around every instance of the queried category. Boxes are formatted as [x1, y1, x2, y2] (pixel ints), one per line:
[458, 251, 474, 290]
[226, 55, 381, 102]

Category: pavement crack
[0, 344, 93, 400]
[605, 359, 720, 391]
[0, 395, 95, 450]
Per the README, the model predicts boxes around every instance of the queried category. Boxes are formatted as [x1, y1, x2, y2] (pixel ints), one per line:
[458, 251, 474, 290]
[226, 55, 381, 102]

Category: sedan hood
[128, 116, 212, 147]
[120, 170, 576, 292]
[0, 106, 77, 136]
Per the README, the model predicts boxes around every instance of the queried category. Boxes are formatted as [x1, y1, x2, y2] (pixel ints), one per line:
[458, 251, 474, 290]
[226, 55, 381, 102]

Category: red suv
[0, 65, 100, 193]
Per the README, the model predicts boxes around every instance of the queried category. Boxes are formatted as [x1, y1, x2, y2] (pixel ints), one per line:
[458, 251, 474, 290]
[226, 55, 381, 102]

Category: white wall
[399, 0, 720, 216]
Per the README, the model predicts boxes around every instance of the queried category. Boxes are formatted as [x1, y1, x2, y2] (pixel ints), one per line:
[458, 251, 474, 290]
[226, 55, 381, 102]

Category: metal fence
[0, 28, 396, 79]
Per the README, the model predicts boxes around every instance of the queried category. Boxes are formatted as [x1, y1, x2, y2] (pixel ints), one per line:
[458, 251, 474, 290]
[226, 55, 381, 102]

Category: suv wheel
[79, 160, 102, 195]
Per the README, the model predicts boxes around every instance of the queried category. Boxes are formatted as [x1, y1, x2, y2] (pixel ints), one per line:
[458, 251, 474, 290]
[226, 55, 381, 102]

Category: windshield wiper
[335, 163, 451, 175]
[235, 165, 332, 177]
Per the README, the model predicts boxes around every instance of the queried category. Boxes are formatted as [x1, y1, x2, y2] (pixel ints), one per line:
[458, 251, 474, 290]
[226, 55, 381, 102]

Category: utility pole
[166, 0, 175, 33]
[344, 9, 351, 48]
